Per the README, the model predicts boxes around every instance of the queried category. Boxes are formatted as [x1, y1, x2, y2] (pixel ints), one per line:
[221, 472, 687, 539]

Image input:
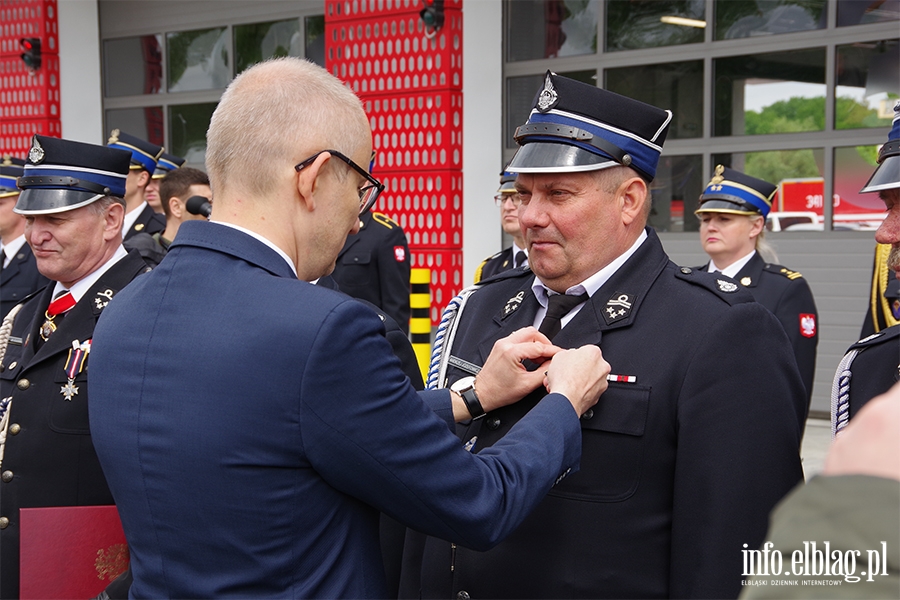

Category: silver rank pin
[503, 291, 525, 316]
[717, 279, 738, 293]
[94, 289, 115, 310]
[537, 73, 559, 113]
[603, 292, 633, 325]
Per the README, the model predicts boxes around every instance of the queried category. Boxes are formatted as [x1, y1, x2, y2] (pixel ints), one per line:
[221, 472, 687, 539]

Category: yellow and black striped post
[410, 268, 432, 383]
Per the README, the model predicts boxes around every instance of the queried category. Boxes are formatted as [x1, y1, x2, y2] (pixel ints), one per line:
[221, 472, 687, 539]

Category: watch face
[449, 375, 476, 393]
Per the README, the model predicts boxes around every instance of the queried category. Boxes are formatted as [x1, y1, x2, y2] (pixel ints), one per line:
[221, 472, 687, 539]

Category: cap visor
[506, 142, 617, 173]
[860, 155, 900, 193]
[13, 189, 103, 215]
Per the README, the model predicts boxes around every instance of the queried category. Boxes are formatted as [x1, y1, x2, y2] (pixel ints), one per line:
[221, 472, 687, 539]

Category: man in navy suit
[88, 57, 611, 598]
[0, 156, 48, 319]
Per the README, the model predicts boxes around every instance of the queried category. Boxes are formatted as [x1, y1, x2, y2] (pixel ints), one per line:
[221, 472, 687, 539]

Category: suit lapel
[474, 277, 541, 363]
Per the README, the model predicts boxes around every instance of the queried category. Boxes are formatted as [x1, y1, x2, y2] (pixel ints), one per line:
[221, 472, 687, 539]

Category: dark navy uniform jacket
[0, 244, 49, 320]
[474, 247, 514, 283]
[331, 211, 411, 334]
[123, 204, 165, 241]
[410, 229, 805, 600]
[88, 221, 582, 599]
[841, 325, 900, 420]
[0, 251, 148, 599]
[698, 253, 818, 409]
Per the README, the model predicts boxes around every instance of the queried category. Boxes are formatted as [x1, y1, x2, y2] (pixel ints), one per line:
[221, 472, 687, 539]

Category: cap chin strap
[17, 175, 113, 196]
[514, 122, 632, 167]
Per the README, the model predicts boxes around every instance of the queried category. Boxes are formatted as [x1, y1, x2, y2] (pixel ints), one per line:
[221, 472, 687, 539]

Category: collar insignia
[28, 137, 44, 164]
[94, 289, 115, 311]
[717, 279, 738, 293]
[603, 292, 633, 325]
[503, 291, 525, 316]
[536, 73, 559, 113]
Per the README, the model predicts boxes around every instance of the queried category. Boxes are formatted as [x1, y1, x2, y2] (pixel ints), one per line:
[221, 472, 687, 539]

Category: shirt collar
[709, 249, 756, 279]
[122, 200, 149, 234]
[53, 245, 129, 302]
[1, 235, 27, 267]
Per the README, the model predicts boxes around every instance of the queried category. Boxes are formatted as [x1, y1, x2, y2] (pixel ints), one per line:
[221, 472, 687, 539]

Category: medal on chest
[61, 340, 91, 401]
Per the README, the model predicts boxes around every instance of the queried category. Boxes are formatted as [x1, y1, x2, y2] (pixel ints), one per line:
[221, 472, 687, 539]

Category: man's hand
[824, 380, 900, 481]
[543, 345, 610, 417]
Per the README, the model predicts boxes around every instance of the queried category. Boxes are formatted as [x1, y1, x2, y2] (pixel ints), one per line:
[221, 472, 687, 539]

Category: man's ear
[295, 152, 332, 213]
[619, 176, 648, 226]
[137, 170, 150, 188]
[168, 196, 184, 220]
[104, 201, 125, 241]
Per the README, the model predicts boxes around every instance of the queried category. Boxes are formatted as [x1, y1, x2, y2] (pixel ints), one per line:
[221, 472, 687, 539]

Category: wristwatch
[450, 376, 485, 420]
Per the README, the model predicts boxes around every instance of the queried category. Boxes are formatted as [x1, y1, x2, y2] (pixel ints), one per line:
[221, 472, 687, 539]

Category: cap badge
[717, 279, 738, 293]
[603, 292, 634, 325]
[1, 155, 11, 166]
[740, 277, 752, 286]
[108, 129, 120, 145]
[536, 73, 559, 113]
[504, 291, 525, 316]
[27, 137, 44, 164]
[710, 164, 725, 185]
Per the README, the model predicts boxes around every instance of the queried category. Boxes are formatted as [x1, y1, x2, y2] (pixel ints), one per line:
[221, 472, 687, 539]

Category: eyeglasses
[494, 193, 523, 207]
[294, 149, 385, 215]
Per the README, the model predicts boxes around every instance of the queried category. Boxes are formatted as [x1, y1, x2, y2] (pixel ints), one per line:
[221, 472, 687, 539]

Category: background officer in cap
[832, 100, 900, 435]
[0, 135, 149, 599]
[474, 171, 528, 283]
[330, 209, 412, 334]
[143, 151, 185, 214]
[412, 72, 805, 599]
[0, 156, 48, 319]
[107, 130, 166, 240]
[695, 166, 818, 411]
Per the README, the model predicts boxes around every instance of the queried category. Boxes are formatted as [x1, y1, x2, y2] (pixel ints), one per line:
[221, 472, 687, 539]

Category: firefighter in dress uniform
[107, 130, 166, 240]
[695, 166, 819, 412]
[0, 136, 149, 598]
[474, 172, 528, 283]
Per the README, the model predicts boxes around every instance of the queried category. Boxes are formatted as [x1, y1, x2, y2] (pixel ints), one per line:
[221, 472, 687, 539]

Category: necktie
[40, 290, 75, 342]
[538, 292, 588, 341]
[515, 250, 527, 269]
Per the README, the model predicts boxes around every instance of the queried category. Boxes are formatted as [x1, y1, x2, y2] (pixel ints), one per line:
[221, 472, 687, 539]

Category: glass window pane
[234, 19, 301, 76]
[605, 60, 702, 139]
[714, 49, 826, 137]
[715, 0, 826, 40]
[713, 149, 825, 231]
[167, 27, 230, 92]
[168, 103, 218, 166]
[605, 0, 705, 52]
[834, 145, 887, 230]
[837, 0, 900, 26]
[506, 0, 598, 62]
[836, 39, 899, 130]
[105, 107, 165, 147]
[650, 155, 703, 232]
[306, 15, 326, 67]
[103, 35, 163, 98]
[505, 70, 596, 149]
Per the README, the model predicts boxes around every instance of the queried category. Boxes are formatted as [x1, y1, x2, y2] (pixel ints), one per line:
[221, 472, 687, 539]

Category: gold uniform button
[16, 379, 30, 390]
[8, 424, 20, 435]
[1, 471, 13, 483]
[0, 517, 8, 529]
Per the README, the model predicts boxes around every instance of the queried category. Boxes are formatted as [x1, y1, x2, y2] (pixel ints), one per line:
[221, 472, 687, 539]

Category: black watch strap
[460, 384, 486, 420]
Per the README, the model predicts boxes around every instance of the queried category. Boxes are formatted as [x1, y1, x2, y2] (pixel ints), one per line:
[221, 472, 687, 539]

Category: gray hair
[206, 57, 370, 198]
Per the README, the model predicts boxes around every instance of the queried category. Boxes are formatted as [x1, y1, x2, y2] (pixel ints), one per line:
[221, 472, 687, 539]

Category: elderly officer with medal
[411, 72, 805, 599]
[695, 166, 819, 412]
[832, 100, 900, 435]
[0, 135, 149, 599]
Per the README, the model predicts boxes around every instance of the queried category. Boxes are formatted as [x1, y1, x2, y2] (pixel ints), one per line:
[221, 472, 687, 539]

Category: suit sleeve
[670, 302, 805, 599]
[772, 278, 818, 408]
[298, 300, 581, 550]
[375, 221, 411, 335]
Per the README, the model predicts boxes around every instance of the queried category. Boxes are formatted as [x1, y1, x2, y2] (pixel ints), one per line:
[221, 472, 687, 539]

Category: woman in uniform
[696, 165, 819, 411]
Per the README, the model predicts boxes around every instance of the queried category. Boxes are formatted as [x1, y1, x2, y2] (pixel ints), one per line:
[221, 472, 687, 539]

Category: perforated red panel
[326, 0, 463, 324]
[0, 0, 60, 156]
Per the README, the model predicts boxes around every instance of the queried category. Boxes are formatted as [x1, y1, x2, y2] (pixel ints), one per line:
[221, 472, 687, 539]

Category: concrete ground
[800, 418, 832, 480]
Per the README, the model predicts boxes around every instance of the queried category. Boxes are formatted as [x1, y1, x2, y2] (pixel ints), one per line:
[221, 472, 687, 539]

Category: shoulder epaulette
[765, 264, 804, 280]
[371, 212, 399, 230]
[673, 266, 753, 305]
[849, 324, 900, 350]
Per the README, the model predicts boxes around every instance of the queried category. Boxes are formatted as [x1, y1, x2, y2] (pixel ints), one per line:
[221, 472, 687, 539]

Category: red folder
[19, 505, 128, 599]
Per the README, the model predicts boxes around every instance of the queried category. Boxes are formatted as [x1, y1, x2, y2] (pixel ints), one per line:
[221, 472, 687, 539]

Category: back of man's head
[160, 167, 210, 219]
[206, 58, 369, 200]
